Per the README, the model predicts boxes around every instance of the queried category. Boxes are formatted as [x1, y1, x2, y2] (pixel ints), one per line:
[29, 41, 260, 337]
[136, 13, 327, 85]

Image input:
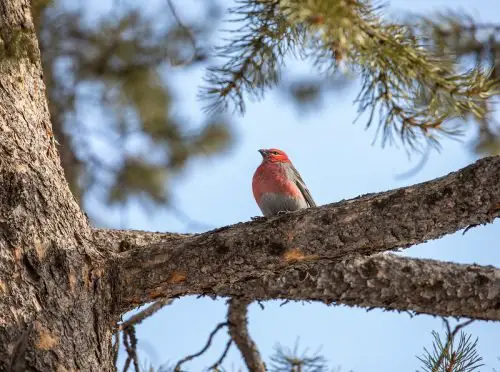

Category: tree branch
[119, 250, 500, 321]
[100, 156, 500, 316]
[217, 254, 500, 321]
[207, 338, 232, 371]
[118, 298, 173, 332]
[174, 322, 229, 371]
[227, 298, 266, 372]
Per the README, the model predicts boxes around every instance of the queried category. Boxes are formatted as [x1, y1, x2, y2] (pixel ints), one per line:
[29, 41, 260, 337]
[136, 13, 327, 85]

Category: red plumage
[252, 148, 315, 217]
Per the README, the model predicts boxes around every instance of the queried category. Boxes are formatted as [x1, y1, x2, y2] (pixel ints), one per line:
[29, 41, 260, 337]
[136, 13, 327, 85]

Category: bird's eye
[272, 151, 279, 155]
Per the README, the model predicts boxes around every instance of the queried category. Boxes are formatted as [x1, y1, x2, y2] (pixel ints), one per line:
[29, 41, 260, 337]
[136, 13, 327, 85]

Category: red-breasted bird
[252, 148, 316, 217]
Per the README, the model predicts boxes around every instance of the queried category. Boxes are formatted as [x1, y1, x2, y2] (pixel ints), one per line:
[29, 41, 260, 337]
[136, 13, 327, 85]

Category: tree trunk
[0, 1, 115, 370]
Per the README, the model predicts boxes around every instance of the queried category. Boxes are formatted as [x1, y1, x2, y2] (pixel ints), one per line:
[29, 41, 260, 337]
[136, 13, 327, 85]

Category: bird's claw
[251, 211, 292, 221]
[251, 216, 267, 221]
[277, 210, 291, 216]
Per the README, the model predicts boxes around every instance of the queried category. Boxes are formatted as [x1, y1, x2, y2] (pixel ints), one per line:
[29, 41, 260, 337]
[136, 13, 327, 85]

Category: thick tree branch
[117, 248, 500, 320]
[100, 156, 500, 316]
[218, 254, 500, 321]
[227, 298, 266, 372]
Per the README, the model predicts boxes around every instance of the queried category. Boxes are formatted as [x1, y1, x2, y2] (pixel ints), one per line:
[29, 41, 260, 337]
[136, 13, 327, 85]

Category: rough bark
[228, 299, 266, 372]
[105, 225, 500, 319]
[0, 1, 115, 370]
[221, 254, 500, 321]
[104, 156, 500, 314]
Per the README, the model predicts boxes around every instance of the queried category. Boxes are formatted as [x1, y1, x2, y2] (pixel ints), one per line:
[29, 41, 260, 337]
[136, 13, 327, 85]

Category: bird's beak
[258, 149, 267, 158]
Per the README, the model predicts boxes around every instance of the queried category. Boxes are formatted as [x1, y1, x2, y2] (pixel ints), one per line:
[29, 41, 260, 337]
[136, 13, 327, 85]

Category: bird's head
[258, 148, 291, 163]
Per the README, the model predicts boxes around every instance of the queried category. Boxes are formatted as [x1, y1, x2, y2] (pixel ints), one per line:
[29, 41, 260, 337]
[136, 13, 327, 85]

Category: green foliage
[406, 11, 500, 156]
[32, 0, 500, 214]
[108, 157, 169, 205]
[417, 320, 483, 372]
[269, 341, 329, 372]
[34, 1, 232, 216]
[202, 0, 499, 152]
[406, 11, 500, 70]
[201, 0, 304, 114]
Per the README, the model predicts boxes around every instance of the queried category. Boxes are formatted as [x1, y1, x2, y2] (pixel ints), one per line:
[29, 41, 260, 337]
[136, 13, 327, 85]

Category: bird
[252, 148, 316, 217]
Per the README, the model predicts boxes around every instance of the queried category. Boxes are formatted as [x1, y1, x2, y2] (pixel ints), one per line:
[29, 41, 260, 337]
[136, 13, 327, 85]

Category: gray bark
[104, 156, 500, 315]
[0, 0, 499, 370]
[103, 227, 500, 320]
[0, 1, 114, 370]
[221, 254, 500, 321]
[228, 299, 266, 372]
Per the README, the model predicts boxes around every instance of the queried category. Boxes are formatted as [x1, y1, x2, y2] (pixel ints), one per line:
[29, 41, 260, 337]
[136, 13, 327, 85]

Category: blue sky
[74, 0, 500, 370]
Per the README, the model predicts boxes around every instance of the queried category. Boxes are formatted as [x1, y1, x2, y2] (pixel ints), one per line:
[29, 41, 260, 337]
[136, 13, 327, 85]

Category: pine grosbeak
[252, 148, 316, 217]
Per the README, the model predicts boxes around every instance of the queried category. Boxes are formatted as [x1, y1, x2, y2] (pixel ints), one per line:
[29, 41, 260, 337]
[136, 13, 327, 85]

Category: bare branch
[227, 298, 266, 372]
[116, 300, 174, 372]
[123, 326, 140, 372]
[99, 156, 500, 316]
[174, 322, 229, 371]
[113, 332, 120, 367]
[118, 298, 173, 332]
[208, 339, 233, 371]
[165, 0, 199, 65]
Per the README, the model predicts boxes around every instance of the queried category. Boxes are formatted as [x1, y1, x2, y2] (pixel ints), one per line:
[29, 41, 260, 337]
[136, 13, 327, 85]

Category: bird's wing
[290, 164, 316, 207]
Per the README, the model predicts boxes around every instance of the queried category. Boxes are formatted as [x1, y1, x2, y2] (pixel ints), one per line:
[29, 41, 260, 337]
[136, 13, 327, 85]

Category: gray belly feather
[258, 192, 308, 217]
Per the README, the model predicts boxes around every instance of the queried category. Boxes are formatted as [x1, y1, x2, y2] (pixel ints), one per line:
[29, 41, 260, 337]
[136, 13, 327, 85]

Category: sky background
[75, 0, 500, 370]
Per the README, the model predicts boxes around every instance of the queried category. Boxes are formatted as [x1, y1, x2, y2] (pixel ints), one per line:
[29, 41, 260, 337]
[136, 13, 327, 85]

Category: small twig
[446, 318, 475, 340]
[208, 339, 233, 371]
[462, 224, 479, 235]
[113, 332, 120, 367]
[169, 204, 215, 231]
[129, 327, 141, 372]
[165, 0, 199, 65]
[227, 298, 266, 372]
[118, 298, 173, 332]
[122, 326, 140, 372]
[174, 322, 229, 371]
[395, 141, 432, 180]
[119, 299, 173, 371]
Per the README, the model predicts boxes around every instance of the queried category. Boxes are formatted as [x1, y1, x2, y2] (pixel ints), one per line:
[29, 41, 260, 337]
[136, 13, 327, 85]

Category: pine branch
[201, 0, 499, 151]
[106, 155, 500, 317]
[405, 12, 500, 156]
[417, 319, 483, 372]
[200, 0, 303, 114]
[406, 11, 500, 62]
[269, 339, 328, 372]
